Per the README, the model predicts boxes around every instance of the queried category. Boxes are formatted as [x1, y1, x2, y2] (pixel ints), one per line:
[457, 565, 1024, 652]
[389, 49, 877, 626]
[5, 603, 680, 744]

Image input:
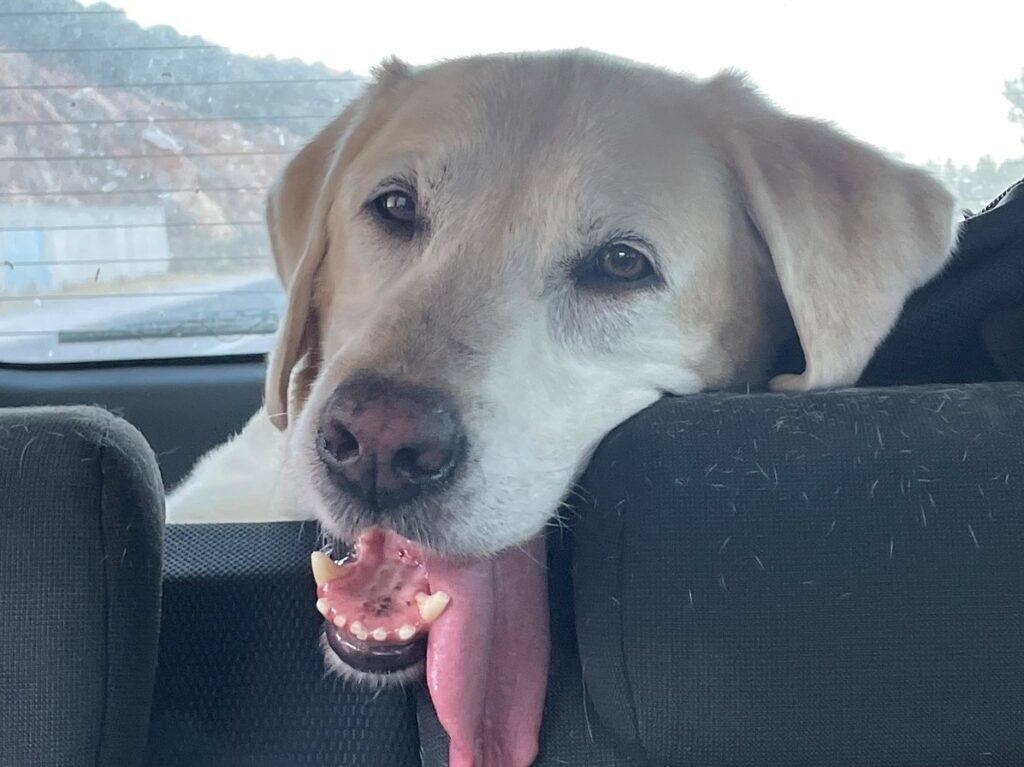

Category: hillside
[0, 0, 362, 125]
[0, 0, 364, 270]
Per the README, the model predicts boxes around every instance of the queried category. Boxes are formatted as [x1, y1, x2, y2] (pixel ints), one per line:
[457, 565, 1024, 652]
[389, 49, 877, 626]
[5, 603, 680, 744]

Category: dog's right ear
[704, 72, 957, 391]
[264, 58, 411, 430]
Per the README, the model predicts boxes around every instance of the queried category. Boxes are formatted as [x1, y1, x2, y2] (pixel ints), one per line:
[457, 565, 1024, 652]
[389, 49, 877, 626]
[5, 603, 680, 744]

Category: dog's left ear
[706, 72, 958, 391]
[264, 58, 411, 429]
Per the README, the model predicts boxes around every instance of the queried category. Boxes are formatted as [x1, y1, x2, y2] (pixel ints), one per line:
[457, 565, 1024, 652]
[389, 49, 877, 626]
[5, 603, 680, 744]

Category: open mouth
[311, 527, 551, 766]
[312, 529, 447, 675]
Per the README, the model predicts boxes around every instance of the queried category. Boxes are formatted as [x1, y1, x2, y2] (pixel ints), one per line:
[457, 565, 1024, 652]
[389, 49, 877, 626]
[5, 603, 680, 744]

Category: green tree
[925, 155, 1022, 212]
[923, 73, 1023, 211]
[1007, 71, 1024, 135]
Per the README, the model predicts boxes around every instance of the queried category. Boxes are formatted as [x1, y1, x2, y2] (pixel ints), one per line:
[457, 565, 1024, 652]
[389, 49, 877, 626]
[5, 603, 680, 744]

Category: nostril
[392, 444, 453, 482]
[391, 447, 420, 479]
[317, 375, 466, 508]
[320, 424, 360, 465]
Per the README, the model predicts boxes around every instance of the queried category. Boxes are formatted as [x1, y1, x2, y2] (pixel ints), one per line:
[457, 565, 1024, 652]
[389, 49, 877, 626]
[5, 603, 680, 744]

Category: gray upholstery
[573, 384, 1024, 765]
[0, 407, 163, 767]
[145, 522, 421, 767]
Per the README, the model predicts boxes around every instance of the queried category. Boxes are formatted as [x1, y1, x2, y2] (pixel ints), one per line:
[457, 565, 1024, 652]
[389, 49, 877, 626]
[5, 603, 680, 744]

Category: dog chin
[319, 633, 425, 689]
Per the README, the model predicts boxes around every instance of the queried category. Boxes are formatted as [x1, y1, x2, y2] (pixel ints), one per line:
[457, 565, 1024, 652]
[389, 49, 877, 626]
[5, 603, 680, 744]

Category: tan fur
[701, 72, 956, 390]
[169, 50, 956, 548]
[264, 59, 414, 427]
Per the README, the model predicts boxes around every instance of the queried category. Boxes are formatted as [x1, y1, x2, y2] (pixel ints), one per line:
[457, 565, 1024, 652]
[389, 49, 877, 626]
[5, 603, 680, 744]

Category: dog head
[265, 50, 956, 557]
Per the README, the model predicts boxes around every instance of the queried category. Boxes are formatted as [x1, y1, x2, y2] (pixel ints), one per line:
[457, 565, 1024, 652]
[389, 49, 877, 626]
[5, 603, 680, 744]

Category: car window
[1, 0, 1022, 364]
[0, 1, 363, 363]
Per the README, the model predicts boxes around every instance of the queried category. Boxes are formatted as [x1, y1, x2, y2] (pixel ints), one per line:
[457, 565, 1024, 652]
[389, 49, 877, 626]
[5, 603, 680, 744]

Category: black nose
[316, 374, 466, 511]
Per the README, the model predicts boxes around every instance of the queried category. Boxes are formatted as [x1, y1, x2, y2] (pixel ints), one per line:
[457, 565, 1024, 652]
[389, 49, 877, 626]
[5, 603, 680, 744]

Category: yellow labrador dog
[168, 50, 956, 766]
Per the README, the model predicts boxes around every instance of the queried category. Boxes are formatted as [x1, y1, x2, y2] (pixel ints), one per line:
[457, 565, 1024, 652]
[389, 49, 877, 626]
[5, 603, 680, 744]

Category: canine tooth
[333, 615, 347, 628]
[310, 551, 348, 588]
[315, 598, 330, 616]
[397, 624, 416, 641]
[350, 621, 368, 640]
[416, 591, 451, 622]
[371, 627, 388, 641]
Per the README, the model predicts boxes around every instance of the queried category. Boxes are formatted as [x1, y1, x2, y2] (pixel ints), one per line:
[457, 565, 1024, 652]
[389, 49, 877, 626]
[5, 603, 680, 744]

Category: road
[0, 273, 285, 364]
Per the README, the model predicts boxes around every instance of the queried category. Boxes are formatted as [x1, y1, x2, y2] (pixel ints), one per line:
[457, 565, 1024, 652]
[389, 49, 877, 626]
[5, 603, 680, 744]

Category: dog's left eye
[373, 190, 417, 225]
[596, 244, 653, 282]
[575, 242, 657, 290]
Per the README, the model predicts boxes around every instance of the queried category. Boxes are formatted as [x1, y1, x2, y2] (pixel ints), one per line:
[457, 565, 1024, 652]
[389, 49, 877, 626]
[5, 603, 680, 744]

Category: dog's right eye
[372, 190, 417, 227]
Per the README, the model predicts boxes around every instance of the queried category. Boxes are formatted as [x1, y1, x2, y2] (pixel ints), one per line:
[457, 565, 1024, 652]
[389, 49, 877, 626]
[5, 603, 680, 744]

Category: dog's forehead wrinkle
[406, 58, 665, 205]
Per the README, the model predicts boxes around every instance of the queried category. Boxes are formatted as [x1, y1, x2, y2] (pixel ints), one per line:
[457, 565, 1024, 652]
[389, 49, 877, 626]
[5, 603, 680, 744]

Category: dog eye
[372, 190, 417, 225]
[592, 242, 655, 284]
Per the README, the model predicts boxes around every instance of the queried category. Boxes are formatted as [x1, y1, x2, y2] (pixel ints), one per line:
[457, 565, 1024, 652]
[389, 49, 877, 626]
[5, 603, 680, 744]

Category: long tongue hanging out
[425, 536, 550, 766]
[312, 530, 550, 767]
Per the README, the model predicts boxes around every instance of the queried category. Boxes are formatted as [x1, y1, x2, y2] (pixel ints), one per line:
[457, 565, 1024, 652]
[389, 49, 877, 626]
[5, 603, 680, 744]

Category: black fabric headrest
[573, 384, 1024, 765]
[0, 406, 163, 767]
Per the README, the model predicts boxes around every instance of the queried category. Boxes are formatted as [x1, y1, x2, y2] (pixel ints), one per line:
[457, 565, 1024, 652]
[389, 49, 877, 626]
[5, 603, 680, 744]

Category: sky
[94, 0, 1024, 166]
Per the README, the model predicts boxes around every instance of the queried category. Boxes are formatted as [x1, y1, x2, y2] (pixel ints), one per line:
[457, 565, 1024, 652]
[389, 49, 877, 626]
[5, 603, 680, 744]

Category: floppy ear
[264, 58, 411, 429]
[706, 73, 958, 391]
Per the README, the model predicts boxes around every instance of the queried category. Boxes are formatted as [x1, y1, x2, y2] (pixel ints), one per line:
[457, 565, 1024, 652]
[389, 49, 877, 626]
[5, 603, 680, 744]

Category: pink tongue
[424, 536, 550, 767]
